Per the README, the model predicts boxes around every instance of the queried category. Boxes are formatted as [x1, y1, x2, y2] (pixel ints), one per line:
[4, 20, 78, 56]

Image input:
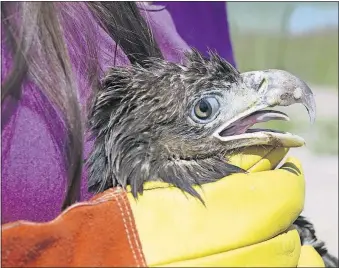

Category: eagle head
[87, 50, 316, 199]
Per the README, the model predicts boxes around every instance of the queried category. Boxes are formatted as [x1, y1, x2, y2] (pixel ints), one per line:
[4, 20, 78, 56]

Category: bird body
[87, 50, 337, 267]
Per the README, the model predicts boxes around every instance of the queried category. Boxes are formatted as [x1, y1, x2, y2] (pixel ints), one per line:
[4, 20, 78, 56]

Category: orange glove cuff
[2, 190, 146, 267]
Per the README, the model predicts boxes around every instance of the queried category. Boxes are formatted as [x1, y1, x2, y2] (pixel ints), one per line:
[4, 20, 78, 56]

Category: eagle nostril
[257, 77, 267, 92]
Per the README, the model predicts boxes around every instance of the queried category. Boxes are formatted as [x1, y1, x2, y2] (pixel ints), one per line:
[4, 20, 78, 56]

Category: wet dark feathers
[86, 50, 242, 198]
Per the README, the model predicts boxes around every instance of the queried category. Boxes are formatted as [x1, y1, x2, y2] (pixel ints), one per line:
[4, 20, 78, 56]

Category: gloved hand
[2, 146, 324, 267]
[125, 146, 309, 267]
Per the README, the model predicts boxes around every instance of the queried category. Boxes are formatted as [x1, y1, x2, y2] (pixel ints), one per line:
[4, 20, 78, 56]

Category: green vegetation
[227, 2, 338, 88]
[256, 117, 338, 155]
[310, 119, 338, 155]
[230, 30, 338, 88]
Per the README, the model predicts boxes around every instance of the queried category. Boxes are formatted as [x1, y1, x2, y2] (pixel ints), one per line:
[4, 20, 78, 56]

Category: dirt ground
[291, 147, 338, 254]
[289, 86, 338, 255]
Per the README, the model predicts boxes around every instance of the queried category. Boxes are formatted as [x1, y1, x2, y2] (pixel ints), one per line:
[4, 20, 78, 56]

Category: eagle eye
[191, 97, 220, 123]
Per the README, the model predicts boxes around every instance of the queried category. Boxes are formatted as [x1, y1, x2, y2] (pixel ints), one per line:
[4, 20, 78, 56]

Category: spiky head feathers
[87, 50, 244, 198]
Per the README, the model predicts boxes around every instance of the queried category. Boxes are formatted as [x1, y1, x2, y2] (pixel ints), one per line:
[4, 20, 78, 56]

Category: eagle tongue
[219, 110, 290, 137]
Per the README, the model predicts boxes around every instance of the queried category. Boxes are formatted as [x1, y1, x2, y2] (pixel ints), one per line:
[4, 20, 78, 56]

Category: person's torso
[1, 3, 190, 223]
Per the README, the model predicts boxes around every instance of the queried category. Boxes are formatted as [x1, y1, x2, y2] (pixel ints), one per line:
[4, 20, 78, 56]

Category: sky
[289, 5, 339, 34]
[227, 2, 338, 35]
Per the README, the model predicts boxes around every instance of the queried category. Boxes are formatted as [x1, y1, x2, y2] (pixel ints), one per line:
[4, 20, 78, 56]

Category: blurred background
[227, 2, 338, 254]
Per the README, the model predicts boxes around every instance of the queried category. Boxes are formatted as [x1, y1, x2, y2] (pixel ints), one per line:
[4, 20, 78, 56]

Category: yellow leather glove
[2, 146, 324, 267]
[126, 146, 325, 267]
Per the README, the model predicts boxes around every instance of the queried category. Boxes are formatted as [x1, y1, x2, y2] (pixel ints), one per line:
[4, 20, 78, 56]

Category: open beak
[213, 69, 316, 148]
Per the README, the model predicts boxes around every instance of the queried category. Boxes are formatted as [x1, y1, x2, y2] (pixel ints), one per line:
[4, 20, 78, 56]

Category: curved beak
[213, 69, 317, 148]
[242, 69, 316, 124]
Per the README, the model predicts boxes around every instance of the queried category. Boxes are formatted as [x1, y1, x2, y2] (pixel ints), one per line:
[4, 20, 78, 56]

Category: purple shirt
[1, 3, 235, 223]
[154, 2, 236, 67]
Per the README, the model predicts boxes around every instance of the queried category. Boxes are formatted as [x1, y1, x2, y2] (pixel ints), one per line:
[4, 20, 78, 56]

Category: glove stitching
[94, 188, 122, 202]
[112, 193, 140, 267]
[119, 193, 147, 267]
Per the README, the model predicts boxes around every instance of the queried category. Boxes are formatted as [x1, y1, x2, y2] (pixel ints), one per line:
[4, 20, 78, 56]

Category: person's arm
[2, 146, 325, 267]
[1, 27, 73, 224]
[2, 191, 145, 267]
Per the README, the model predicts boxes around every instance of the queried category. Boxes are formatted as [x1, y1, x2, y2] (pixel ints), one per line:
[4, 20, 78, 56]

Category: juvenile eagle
[87, 50, 337, 267]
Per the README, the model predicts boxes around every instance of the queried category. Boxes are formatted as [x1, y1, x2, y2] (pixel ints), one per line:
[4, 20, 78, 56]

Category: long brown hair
[1, 2, 163, 210]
